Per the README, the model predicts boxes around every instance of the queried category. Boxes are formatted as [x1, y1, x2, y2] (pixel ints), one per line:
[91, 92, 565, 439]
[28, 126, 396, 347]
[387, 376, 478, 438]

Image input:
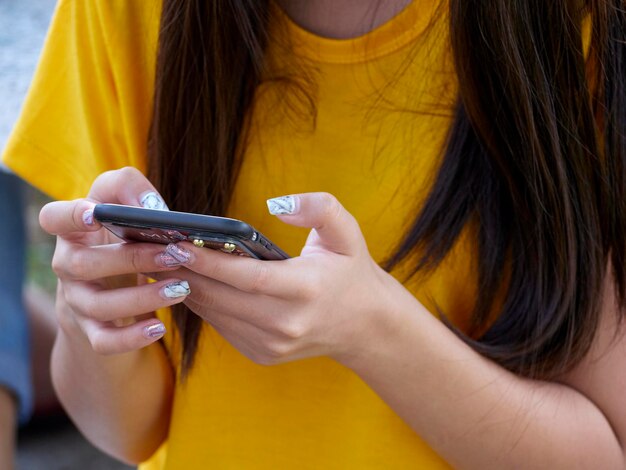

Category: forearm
[342, 287, 625, 469]
[52, 325, 173, 464]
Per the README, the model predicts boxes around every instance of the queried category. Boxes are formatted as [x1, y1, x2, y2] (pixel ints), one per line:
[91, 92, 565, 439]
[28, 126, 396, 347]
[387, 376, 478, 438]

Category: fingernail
[143, 322, 166, 339]
[82, 209, 95, 226]
[267, 195, 298, 215]
[165, 243, 192, 264]
[157, 252, 183, 267]
[140, 191, 169, 211]
[161, 280, 191, 299]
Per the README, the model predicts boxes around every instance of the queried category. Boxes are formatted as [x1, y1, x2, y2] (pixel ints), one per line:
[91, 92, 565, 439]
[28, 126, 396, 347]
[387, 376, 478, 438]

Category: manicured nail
[157, 253, 182, 267]
[267, 195, 298, 215]
[140, 191, 169, 211]
[161, 280, 191, 299]
[165, 243, 192, 264]
[82, 209, 95, 226]
[143, 322, 166, 339]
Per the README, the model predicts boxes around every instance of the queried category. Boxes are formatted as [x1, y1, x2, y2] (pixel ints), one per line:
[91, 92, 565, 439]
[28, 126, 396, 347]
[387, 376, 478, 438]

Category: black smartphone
[93, 204, 290, 260]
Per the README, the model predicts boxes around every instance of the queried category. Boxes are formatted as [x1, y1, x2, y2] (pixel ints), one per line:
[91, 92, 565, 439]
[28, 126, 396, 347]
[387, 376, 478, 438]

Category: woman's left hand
[150, 192, 404, 365]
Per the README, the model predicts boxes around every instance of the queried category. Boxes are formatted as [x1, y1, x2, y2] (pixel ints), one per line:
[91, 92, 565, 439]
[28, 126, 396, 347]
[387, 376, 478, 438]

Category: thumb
[267, 193, 364, 255]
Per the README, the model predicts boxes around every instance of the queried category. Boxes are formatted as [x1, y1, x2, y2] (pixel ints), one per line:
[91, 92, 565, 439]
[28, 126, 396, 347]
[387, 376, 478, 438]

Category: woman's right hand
[39, 166, 191, 355]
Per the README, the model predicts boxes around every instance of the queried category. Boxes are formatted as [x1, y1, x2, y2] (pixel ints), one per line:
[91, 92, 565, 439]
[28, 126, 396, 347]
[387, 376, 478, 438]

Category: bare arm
[343, 274, 626, 469]
[51, 297, 173, 463]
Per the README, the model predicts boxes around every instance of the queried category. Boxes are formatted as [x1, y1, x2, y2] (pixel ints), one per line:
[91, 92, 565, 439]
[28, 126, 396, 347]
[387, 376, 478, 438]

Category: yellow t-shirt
[3, 1, 476, 468]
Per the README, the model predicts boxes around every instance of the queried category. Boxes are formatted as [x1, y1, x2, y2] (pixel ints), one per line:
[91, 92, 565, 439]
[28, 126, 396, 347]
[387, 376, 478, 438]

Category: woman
[3, 0, 625, 468]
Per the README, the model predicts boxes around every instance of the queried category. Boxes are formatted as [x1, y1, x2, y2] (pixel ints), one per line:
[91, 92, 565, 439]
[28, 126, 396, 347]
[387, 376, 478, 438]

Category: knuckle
[54, 292, 80, 330]
[61, 291, 81, 316]
[51, 251, 66, 278]
[194, 287, 217, 310]
[297, 274, 321, 301]
[82, 294, 107, 321]
[38, 203, 54, 233]
[58, 281, 76, 306]
[265, 340, 291, 360]
[118, 166, 142, 180]
[278, 318, 306, 340]
[89, 332, 111, 355]
[294, 282, 314, 301]
[93, 167, 142, 195]
[254, 346, 285, 365]
[55, 308, 77, 333]
[71, 200, 87, 231]
[93, 169, 116, 187]
[66, 250, 89, 280]
[125, 246, 145, 273]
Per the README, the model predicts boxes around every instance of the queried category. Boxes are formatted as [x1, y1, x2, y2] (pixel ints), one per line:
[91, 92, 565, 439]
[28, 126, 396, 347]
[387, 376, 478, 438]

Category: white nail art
[162, 280, 191, 298]
[144, 323, 166, 339]
[82, 209, 94, 226]
[159, 253, 181, 267]
[267, 196, 297, 215]
[165, 243, 191, 264]
[140, 191, 169, 211]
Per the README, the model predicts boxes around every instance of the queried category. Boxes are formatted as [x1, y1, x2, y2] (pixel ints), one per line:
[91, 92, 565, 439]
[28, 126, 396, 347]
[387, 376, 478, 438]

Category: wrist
[333, 267, 421, 372]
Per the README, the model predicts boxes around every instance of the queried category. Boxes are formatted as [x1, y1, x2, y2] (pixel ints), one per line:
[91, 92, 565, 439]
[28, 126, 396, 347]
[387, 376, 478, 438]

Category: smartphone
[93, 204, 290, 260]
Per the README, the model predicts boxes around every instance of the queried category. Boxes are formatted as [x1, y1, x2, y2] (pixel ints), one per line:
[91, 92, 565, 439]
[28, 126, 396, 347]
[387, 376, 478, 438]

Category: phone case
[93, 204, 290, 261]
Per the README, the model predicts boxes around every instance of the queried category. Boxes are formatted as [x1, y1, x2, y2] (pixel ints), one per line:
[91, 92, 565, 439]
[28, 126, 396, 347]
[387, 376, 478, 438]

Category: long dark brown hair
[148, 0, 626, 379]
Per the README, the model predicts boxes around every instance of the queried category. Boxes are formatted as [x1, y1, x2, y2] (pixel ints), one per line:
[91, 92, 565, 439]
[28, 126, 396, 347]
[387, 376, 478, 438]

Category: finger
[40, 199, 101, 236]
[53, 241, 183, 281]
[150, 269, 297, 333]
[266, 192, 364, 255]
[79, 316, 168, 355]
[88, 166, 169, 209]
[150, 269, 270, 319]
[40, 168, 168, 237]
[63, 278, 191, 322]
[184, 293, 293, 342]
[154, 242, 303, 298]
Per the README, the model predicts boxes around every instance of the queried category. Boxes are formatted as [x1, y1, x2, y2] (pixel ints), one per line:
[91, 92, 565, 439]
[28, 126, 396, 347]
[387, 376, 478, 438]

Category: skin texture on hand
[39, 167, 181, 462]
[39, 167, 192, 355]
[39, 170, 626, 467]
[149, 192, 394, 365]
[147, 191, 626, 469]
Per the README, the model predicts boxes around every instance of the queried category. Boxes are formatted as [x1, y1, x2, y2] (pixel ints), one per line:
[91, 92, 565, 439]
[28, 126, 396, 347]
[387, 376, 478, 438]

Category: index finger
[39, 199, 99, 236]
[88, 166, 168, 209]
[163, 242, 300, 298]
[40, 166, 168, 236]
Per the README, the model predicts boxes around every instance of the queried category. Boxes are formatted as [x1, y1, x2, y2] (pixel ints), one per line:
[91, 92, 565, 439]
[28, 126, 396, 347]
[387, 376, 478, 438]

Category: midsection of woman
[4, 0, 465, 467]
[154, 1, 470, 467]
[6, 0, 625, 469]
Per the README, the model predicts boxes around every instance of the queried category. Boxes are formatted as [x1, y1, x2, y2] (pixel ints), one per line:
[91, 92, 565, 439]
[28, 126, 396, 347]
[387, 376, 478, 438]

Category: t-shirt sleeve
[2, 0, 137, 200]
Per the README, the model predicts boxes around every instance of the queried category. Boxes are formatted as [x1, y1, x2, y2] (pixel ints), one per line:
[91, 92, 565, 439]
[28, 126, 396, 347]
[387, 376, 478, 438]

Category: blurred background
[1, 1, 132, 468]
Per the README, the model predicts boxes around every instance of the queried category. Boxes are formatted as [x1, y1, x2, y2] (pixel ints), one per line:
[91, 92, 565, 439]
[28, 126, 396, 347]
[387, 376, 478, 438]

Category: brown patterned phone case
[93, 204, 289, 261]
